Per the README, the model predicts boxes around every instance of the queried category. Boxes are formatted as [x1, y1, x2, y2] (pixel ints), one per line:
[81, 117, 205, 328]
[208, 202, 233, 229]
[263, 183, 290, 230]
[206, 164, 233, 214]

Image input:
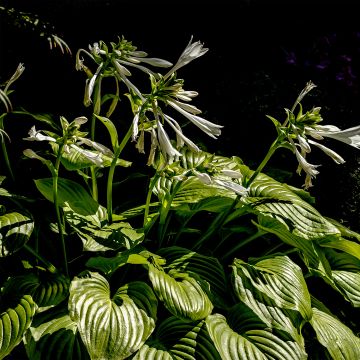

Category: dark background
[1, 0, 360, 230]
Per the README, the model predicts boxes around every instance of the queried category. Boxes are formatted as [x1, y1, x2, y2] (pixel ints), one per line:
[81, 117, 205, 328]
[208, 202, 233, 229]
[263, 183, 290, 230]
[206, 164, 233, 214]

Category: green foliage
[1, 18, 360, 359]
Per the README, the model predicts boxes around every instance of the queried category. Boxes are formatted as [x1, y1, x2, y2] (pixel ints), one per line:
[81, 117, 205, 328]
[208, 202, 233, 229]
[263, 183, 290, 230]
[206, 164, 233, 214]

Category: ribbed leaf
[310, 307, 360, 359]
[134, 316, 221, 360]
[233, 256, 312, 320]
[321, 238, 360, 261]
[332, 271, 360, 307]
[154, 150, 243, 208]
[154, 175, 233, 208]
[50, 142, 131, 170]
[24, 305, 89, 360]
[34, 177, 99, 215]
[254, 216, 334, 282]
[325, 217, 360, 242]
[206, 313, 306, 360]
[0, 211, 34, 256]
[0, 295, 37, 358]
[148, 265, 213, 321]
[323, 249, 360, 306]
[2, 270, 69, 309]
[35, 178, 144, 251]
[232, 262, 304, 345]
[158, 246, 230, 308]
[66, 208, 144, 252]
[69, 272, 156, 360]
[240, 171, 340, 240]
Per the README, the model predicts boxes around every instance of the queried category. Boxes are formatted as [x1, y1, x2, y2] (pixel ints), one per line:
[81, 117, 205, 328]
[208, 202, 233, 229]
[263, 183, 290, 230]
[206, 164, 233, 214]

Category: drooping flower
[293, 146, 320, 188]
[277, 81, 360, 188]
[306, 124, 360, 149]
[167, 100, 223, 139]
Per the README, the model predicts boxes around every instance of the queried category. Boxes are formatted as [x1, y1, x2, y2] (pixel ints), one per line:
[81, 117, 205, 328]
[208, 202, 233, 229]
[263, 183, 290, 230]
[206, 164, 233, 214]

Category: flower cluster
[76, 36, 223, 167]
[277, 81, 360, 188]
[24, 116, 113, 167]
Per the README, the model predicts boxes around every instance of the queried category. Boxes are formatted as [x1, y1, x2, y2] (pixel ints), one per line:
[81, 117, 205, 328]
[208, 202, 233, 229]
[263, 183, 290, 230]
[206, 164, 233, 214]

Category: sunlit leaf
[0, 295, 37, 358]
[239, 168, 340, 241]
[310, 307, 360, 359]
[233, 255, 312, 320]
[65, 206, 144, 251]
[206, 313, 307, 360]
[69, 272, 156, 359]
[158, 246, 230, 309]
[148, 265, 213, 321]
[232, 262, 305, 345]
[0, 211, 34, 256]
[321, 238, 360, 261]
[332, 271, 360, 307]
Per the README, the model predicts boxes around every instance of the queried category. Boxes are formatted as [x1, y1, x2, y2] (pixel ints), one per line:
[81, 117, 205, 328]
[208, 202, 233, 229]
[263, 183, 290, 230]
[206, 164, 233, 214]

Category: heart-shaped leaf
[69, 272, 156, 359]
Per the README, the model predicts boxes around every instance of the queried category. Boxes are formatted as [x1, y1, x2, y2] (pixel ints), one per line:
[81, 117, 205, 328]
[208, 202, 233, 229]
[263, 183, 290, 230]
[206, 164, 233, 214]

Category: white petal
[170, 99, 202, 114]
[164, 114, 200, 152]
[157, 121, 182, 158]
[308, 139, 345, 164]
[71, 144, 103, 166]
[213, 179, 248, 196]
[24, 126, 56, 142]
[163, 36, 208, 79]
[132, 113, 140, 141]
[194, 171, 212, 185]
[320, 125, 360, 149]
[77, 137, 113, 157]
[294, 148, 320, 177]
[168, 100, 223, 138]
[297, 135, 311, 153]
[137, 57, 173, 67]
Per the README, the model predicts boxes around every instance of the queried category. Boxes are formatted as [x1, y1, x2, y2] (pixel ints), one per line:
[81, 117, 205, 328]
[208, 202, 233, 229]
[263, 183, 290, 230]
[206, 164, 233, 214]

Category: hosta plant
[1, 29, 360, 360]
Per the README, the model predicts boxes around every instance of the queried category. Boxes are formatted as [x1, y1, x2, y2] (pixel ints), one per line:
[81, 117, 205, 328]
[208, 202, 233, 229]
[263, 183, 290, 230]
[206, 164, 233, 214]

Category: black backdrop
[1, 0, 360, 229]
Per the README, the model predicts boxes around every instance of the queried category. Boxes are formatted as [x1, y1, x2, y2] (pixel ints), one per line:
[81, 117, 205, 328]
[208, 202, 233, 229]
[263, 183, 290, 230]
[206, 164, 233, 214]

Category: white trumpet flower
[308, 124, 360, 149]
[167, 100, 223, 139]
[24, 126, 57, 142]
[164, 36, 209, 80]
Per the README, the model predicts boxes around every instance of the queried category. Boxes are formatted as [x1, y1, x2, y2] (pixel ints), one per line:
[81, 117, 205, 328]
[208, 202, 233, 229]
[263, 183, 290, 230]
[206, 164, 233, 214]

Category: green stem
[221, 231, 264, 260]
[0, 116, 14, 181]
[24, 245, 57, 273]
[158, 181, 182, 249]
[245, 137, 280, 187]
[107, 125, 133, 223]
[90, 112, 99, 202]
[143, 174, 160, 229]
[89, 77, 102, 201]
[1, 137, 14, 181]
[54, 143, 69, 276]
